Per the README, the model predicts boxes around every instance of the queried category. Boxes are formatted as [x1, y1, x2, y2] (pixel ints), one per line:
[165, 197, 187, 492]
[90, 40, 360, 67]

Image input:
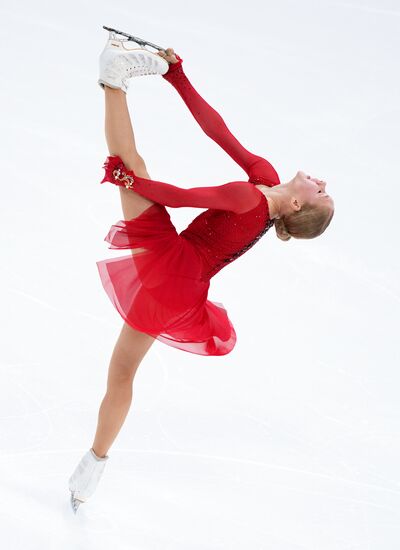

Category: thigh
[107, 322, 156, 385]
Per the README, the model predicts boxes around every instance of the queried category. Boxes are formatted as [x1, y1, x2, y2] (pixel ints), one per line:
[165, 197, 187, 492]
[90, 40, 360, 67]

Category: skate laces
[109, 48, 167, 77]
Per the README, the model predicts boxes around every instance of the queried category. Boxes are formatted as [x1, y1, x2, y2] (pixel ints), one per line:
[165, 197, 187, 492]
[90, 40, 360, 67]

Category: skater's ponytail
[274, 202, 334, 241]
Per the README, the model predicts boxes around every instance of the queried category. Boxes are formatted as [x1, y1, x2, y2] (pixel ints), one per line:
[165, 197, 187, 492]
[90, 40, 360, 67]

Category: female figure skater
[68, 30, 335, 512]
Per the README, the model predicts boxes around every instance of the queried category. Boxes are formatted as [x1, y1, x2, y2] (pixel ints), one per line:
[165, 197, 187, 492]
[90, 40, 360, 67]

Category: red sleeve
[246, 156, 281, 187]
[101, 155, 261, 214]
[162, 58, 281, 187]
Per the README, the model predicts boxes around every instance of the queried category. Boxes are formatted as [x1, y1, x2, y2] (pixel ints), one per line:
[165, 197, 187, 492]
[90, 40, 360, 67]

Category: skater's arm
[162, 60, 281, 187]
[101, 155, 261, 214]
[129, 178, 261, 214]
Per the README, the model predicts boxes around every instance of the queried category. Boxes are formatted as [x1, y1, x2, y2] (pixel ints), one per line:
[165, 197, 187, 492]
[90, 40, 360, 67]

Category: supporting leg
[92, 322, 155, 457]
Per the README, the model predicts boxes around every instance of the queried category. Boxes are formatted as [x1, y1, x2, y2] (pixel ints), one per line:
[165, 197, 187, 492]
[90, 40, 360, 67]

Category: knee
[107, 360, 139, 390]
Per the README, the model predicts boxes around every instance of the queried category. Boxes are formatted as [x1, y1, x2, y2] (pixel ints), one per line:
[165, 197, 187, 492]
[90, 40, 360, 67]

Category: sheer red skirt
[96, 203, 236, 356]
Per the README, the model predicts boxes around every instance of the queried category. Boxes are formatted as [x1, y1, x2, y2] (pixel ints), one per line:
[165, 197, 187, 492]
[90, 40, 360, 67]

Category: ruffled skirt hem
[96, 203, 237, 356]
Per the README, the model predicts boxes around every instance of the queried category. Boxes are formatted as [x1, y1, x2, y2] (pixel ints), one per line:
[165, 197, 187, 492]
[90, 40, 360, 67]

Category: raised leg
[92, 322, 155, 457]
[104, 85, 154, 220]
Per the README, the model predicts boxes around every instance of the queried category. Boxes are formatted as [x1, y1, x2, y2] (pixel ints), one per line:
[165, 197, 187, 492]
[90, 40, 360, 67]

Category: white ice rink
[1, 0, 399, 548]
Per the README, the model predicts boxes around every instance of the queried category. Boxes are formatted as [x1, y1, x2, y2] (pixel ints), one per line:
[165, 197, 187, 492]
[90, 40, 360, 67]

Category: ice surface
[0, 0, 399, 548]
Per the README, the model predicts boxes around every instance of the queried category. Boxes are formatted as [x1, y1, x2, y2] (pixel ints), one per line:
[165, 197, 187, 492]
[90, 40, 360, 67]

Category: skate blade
[102, 25, 166, 53]
[70, 492, 84, 514]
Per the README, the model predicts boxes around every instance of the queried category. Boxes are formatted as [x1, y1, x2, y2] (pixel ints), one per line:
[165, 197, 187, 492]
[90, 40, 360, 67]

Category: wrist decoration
[112, 167, 135, 189]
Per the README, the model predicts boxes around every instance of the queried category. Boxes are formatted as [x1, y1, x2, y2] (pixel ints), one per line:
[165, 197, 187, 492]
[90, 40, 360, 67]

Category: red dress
[96, 57, 280, 356]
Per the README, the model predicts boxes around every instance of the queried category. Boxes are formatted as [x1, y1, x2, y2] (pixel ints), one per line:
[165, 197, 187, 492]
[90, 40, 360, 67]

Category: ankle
[103, 84, 126, 94]
[91, 446, 109, 460]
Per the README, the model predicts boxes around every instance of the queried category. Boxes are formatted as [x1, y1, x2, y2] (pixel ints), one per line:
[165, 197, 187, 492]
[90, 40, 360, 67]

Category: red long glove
[162, 55, 280, 187]
[100, 155, 262, 214]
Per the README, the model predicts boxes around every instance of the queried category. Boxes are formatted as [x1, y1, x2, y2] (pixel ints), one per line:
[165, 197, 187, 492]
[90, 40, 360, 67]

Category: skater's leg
[104, 85, 154, 220]
[92, 322, 155, 457]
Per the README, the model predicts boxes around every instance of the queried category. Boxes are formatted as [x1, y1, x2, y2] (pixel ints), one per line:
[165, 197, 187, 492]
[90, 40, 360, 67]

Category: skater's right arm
[162, 58, 281, 187]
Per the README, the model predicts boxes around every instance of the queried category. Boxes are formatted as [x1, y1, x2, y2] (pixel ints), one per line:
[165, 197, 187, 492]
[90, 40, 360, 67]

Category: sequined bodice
[179, 191, 274, 280]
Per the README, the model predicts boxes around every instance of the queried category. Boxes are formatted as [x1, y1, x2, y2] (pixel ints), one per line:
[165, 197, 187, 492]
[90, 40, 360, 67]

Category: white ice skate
[98, 31, 169, 93]
[68, 448, 109, 513]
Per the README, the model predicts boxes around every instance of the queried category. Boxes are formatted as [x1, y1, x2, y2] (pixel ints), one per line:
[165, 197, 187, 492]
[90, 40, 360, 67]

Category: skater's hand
[157, 48, 179, 64]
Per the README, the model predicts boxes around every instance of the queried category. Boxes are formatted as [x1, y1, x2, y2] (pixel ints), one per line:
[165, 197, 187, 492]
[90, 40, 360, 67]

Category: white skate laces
[98, 36, 169, 93]
[68, 447, 109, 513]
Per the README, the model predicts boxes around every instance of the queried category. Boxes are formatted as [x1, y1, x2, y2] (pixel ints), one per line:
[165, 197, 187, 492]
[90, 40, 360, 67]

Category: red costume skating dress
[96, 57, 280, 356]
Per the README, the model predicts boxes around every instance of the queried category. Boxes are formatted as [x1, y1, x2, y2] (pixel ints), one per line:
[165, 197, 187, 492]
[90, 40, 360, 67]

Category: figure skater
[68, 29, 335, 512]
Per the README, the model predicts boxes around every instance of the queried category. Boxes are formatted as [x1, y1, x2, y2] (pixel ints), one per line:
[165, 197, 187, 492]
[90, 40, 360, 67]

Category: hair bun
[274, 218, 291, 241]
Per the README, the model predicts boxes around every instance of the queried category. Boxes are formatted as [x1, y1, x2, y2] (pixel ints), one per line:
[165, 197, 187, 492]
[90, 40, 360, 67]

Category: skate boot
[98, 31, 169, 93]
[68, 447, 109, 513]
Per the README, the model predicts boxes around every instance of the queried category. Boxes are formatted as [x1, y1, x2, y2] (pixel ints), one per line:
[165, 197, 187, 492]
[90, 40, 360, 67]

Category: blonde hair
[274, 202, 334, 241]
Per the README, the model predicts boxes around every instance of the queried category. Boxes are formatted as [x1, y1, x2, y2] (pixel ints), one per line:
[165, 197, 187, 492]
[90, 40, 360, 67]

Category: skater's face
[292, 171, 334, 211]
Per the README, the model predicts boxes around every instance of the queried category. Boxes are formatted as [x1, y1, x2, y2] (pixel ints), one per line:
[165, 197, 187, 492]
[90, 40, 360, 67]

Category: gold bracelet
[112, 168, 135, 189]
